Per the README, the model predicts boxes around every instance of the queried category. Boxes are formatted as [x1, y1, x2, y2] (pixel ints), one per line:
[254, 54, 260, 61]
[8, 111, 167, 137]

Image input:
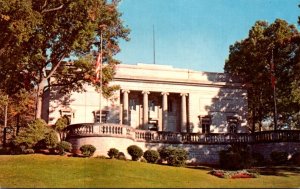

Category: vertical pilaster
[122, 89, 130, 125]
[180, 93, 188, 132]
[142, 91, 150, 129]
[161, 92, 169, 131]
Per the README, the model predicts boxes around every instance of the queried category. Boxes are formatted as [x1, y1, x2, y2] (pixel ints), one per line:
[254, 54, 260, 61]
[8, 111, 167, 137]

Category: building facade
[43, 63, 248, 134]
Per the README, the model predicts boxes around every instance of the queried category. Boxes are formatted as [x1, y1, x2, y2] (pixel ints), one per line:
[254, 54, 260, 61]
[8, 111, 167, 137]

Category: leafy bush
[44, 130, 59, 150]
[57, 141, 72, 155]
[291, 152, 300, 165]
[117, 152, 126, 160]
[158, 146, 188, 167]
[14, 119, 49, 148]
[80, 144, 96, 157]
[167, 148, 188, 167]
[10, 142, 28, 155]
[107, 148, 119, 159]
[143, 150, 160, 163]
[158, 147, 173, 161]
[54, 116, 70, 132]
[219, 144, 252, 170]
[127, 145, 143, 161]
[0, 147, 10, 155]
[270, 151, 288, 165]
[251, 152, 265, 166]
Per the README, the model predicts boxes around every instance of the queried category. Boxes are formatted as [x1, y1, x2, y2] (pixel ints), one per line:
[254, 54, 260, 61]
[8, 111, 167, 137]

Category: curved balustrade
[64, 123, 300, 144]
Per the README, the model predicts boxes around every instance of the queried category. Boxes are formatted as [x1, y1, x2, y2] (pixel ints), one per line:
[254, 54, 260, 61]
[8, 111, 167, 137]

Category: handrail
[64, 123, 300, 144]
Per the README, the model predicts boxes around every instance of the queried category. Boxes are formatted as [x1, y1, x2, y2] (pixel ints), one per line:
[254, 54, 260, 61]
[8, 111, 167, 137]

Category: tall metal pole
[4, 95, 8, 128]
[99, 32, 103, 123]
[3, 95, 8, 147]
[153, 25, 156, 64]
[271, 48, 278, 130]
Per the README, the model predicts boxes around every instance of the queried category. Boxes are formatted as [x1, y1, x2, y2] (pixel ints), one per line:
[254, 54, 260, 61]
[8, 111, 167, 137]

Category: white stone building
[43, 63, 248, 134]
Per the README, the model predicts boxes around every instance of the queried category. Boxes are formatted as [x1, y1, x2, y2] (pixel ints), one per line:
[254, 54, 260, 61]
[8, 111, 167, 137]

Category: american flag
[95, 52, 102, 82]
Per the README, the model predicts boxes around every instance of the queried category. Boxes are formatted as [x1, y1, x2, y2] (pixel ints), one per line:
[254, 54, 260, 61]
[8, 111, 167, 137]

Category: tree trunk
[35, 81, 46, 119]
[16, 114, 20, 136]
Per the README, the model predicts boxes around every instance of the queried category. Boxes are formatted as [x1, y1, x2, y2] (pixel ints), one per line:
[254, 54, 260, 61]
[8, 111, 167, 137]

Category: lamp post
[3, 95, 8, 147]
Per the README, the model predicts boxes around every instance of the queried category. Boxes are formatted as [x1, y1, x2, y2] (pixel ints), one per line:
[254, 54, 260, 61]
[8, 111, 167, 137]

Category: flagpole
[271, 48, 278, 130]
[99, 32, 103, 123]
[153, 24, 156, 64]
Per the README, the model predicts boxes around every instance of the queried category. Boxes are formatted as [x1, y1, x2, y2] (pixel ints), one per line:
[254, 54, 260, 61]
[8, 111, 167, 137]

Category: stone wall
[68, 135, 300, 165]
[252, 142, 300, 160]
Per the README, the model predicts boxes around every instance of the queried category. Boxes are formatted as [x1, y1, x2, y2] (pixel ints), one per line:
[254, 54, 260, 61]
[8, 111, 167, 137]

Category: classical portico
[119, 89, 189, 132]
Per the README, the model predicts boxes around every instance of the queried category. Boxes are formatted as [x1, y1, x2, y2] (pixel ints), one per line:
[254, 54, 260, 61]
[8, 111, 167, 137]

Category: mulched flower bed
[210, 169, 259, 179]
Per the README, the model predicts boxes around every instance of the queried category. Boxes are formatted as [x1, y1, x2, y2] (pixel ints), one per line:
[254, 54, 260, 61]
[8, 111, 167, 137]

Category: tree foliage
[224, 19, 300, 131]
[0, 89, 35, 136]
[0, 0, 130, 118]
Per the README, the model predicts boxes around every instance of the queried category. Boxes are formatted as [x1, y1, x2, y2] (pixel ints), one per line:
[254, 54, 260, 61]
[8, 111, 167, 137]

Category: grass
[0, 154, 299, 188]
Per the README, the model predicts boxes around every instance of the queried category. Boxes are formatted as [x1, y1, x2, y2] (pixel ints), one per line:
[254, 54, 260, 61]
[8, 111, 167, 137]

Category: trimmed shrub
[57, 141, 72, 155]
[158, 147, 173, 161]
[44, 130, 59, 150]
[127, 145, 143, 161]
[117, 152, 126, 160]
[143, 150, 160, 163]
[80, 144, 96, 157]
[107, 148, 119, 159]
[291, 152, 300, 165]
[219, 150, 242, 170]
[251, 152, 265, 167]
[34, 139, 47, 151]
[158, 146, 188, 167]
[219, 144, 252, 170]
[10, 142, 28, 155]
[270, 151, 288, 165]
[167, 148, 188, 167]
[0, 147, 10, 155]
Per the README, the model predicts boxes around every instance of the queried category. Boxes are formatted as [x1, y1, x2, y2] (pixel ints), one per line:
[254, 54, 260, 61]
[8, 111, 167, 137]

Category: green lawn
[0, 154, 299, 188]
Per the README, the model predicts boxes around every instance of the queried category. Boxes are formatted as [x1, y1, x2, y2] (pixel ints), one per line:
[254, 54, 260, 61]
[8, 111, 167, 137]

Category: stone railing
[64, 123, 300, 144]
[253, 130, 300, 143]
[64, 123, 133, 139]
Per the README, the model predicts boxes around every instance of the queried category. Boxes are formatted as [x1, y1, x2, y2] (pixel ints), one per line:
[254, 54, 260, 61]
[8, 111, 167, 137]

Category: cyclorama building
[42, 63, 249, 163]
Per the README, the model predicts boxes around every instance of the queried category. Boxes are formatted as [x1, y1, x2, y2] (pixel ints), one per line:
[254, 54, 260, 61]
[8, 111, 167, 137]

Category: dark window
[129, 99, 136, 110]
[94, 110, 108, 123]
[149, 100, 155, 111]
[201, 116, 212, 134]
[227, 116, 238, 133]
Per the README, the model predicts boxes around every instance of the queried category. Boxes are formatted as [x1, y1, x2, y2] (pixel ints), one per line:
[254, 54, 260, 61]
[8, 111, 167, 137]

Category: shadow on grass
[257, 166, 300, 177]
[185, 163, 300, 178]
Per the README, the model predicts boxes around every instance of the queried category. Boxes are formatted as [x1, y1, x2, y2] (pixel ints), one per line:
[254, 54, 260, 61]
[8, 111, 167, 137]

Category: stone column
[161, 92, 169, 131]
[122, 89, 130, 125]
[180, 93, 188, 133]
[142, 91, 150, 129]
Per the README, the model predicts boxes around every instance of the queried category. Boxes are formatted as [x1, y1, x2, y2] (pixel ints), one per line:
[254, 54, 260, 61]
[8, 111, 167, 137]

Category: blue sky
[115, 0, 300, 72]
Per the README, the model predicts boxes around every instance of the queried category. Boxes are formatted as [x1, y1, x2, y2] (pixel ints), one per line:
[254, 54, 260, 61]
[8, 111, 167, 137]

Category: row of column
[121, 90, 187, 132]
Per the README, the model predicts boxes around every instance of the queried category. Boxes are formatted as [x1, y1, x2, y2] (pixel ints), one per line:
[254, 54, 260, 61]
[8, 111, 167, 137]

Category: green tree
[0, 0, 130, 119]
[224, 19, 300, 131]
[0, 89, 35, 137]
